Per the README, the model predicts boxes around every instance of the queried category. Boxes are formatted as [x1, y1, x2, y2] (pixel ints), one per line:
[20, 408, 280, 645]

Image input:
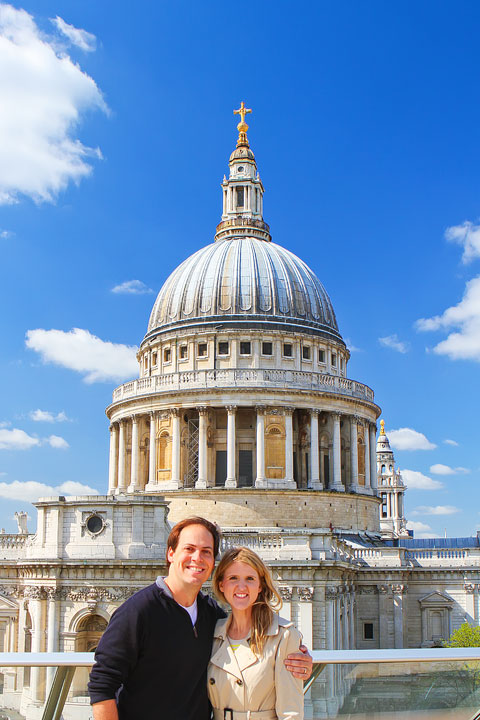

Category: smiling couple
[88, 516, 310, 720]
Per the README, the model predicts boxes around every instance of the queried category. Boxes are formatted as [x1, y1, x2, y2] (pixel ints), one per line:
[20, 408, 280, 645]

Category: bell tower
[377, 420, 409, 539]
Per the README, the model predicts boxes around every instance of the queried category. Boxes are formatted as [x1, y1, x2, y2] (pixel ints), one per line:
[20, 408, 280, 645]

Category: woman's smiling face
[219, 560, 262, 612]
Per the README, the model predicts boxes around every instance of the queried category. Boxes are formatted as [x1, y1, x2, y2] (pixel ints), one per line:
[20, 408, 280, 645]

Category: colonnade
[326, 584, 356, 650]
[108, 407, 378, 494]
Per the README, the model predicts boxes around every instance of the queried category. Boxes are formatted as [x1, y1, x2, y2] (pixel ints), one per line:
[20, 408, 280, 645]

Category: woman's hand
[284, 644, 313, 679]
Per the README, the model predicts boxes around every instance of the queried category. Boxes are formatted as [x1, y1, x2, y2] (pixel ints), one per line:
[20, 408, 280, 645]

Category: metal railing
[1, 648, 480, 720]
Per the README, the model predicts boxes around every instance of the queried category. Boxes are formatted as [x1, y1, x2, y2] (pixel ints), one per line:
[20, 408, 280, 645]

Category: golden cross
[233, 101, 252, 124]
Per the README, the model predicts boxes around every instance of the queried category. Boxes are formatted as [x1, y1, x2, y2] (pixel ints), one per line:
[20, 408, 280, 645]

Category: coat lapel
[211, 617, 259, 679]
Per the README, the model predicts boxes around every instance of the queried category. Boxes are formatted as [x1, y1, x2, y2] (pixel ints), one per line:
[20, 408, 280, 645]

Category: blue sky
[0, 1, 479, 538]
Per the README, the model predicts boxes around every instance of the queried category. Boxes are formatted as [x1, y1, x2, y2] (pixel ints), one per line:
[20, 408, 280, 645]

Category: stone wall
[165, 489, 381, 532]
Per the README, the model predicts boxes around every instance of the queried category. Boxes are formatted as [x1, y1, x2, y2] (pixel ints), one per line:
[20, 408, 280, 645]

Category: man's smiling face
[167, 523, 215, 592]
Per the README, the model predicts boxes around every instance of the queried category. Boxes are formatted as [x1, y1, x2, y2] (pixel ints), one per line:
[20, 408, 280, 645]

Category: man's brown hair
[166, 516, 221, 564]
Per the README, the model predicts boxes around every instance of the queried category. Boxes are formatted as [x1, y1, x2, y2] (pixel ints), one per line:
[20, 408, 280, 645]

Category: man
[89, 517, 312, 720]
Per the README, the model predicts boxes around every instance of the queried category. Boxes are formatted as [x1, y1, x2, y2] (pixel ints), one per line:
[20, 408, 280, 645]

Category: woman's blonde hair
[213, 547, 282, 655]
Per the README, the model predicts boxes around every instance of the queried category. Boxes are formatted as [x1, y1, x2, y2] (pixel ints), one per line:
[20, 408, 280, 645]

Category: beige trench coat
[207, 614, 304, 720]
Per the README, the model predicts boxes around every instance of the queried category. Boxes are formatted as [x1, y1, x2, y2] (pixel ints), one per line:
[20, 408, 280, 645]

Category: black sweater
[88, 580, 226, 720]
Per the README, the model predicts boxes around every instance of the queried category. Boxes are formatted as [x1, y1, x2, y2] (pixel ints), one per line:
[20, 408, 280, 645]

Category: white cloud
[444, 438, 459, 447]
[429, 463, 470, 476]
[0, 229, 13, 238]
[0, 4, 107, 205]
[406, 520, 439, 539]
[0, 427, 69, 450]
[445, 221, 480, 264]
[111, 279, 154, 295]
[411, 505, 460, 516]
[58, 480, 98, 495]
[29, 409, 70, 423]
[388, 428, 437, 451]
[416, 276, 480, 362]
[401, 469, 443, 490]
[343, 337, 362, 353]
[0, 428, 40, 450]
[25, 327, 138, 384]
[378, 334, 410, 354]
[46, 435, 69, 449]
[0, 479, 98, 503]
[50, 16, 96, 52]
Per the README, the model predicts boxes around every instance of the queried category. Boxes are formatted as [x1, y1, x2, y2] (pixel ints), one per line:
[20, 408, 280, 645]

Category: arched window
[74, 615, 108, 697]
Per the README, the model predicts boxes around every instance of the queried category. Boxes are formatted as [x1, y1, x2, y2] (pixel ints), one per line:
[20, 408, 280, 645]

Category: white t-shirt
[179, 598, 198, 626]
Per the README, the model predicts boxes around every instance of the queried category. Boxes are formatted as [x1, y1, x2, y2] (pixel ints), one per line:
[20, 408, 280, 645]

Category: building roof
[145, 237, 343, 341]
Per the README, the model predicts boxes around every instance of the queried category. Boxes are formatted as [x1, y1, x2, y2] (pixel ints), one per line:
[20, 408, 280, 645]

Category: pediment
[0, 594, 19, 618]
[418, 590, 454, 607]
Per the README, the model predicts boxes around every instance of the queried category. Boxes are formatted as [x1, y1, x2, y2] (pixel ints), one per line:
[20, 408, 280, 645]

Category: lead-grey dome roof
[145, 237, 343, 342]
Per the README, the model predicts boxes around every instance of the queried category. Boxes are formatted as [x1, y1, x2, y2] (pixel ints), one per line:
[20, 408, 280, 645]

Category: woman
[208, 547, 304, 720]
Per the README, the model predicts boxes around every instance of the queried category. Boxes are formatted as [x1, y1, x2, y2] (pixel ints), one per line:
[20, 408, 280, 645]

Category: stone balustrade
[354, 546, 405, 567]
[0, 533, 31, 559]
[220, 529, 364, 563]
[112, 369, 375, 403]
[353, 545, 480, 568]
[405, 548, 480, 566]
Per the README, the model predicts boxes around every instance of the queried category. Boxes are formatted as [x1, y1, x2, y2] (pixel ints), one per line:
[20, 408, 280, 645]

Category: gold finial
[233, 101, 252, 147]
[380, 419, 386, 435]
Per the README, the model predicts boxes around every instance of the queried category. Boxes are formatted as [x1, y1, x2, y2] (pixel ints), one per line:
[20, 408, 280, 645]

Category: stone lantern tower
[377, 420, 408, 538]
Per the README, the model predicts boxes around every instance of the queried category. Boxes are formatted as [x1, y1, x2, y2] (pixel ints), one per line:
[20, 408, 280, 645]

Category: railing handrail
[1, 647, 480, 667]
[0, 652, 94, 666]
[310, 648, 480, 663]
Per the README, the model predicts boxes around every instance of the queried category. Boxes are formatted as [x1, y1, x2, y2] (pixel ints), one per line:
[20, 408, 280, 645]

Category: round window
[86, 514, 104, 535]
[237, 166, 244, 173]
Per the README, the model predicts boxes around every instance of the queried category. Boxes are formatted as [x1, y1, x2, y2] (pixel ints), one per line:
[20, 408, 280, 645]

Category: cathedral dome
[145, 236, 343, 342]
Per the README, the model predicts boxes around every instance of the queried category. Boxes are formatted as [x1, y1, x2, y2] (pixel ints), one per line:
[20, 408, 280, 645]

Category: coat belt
[213, 710, 277, 720]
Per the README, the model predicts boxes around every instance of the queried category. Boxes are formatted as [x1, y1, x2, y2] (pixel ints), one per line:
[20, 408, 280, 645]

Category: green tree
[444, 623, 480, 648]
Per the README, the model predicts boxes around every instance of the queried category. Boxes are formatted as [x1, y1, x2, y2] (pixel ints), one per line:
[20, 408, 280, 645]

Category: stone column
[393, 584, 405, 648]
[370, 424, 378, 494]
[284, 407, 295, 485]
[171, 409, 181, 488]
[349, 590, 355, 649]
[108, 423, 118, 494]
[128, 415, 140, 493]
[364, 423, 371, 493]
[325, 586, 336, 711]
[28, 591, 44, 702]
[350, 417, 358, 492]
[297, 587, 314, 649]
[225, 405, 237, 488]
[336, 592, 342, 649]
[331, 413, 344, 491]
[310, 409, 321, 489]
[117, 420, 127, 493]
[255, 406, 266, 488]
[342, 592, 349, 649]
[148, 412, 157, 486]
[378, 585, 389, 647]
[46, 589, 58, 691]
[326, 587, 336, 650]
[279, 588, 293, 621]
[464, 584, 476, 625]
[196, 407, 208, 489]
